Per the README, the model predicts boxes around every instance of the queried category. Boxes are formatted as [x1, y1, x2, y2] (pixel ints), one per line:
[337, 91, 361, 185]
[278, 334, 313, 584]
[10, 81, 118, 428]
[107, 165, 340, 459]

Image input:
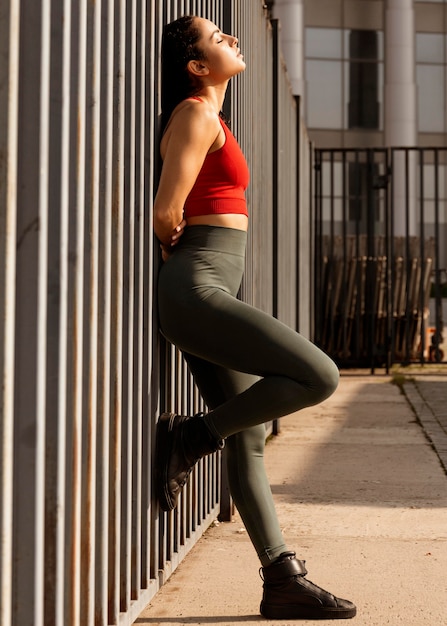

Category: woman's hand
[171, 218, 187, 245]
[160, 218, 187, 261]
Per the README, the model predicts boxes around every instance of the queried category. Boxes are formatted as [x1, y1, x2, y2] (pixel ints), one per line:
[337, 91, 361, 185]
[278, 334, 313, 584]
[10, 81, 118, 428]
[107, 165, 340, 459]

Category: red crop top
[183, 105, 249, 218]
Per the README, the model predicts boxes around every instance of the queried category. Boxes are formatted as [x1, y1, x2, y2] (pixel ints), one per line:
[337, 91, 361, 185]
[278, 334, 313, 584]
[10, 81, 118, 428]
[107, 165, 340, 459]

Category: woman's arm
[153, 103, 221, 250]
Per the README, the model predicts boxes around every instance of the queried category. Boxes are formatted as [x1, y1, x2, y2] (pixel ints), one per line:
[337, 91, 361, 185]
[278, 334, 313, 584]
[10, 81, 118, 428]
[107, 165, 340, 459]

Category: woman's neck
[196, 82, 228, 114]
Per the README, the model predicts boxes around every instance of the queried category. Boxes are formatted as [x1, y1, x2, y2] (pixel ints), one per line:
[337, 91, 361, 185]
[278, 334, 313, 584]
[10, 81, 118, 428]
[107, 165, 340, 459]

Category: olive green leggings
[157, 226, 339, 566]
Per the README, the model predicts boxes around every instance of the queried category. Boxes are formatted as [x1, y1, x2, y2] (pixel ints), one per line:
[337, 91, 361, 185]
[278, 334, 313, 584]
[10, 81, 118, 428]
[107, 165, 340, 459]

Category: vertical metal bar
[329, 152, 335, 258]
[271, 18, 279, 320]
[328, 151, 335, 354]
[44, 0, 72, 624]
[308, 140, 315, 340]
[0, 2, 19, 625]
[295, 95, 301, 332]
[353, 150, 362, 363]
[120, 0, 137, 613]
[13, 0, 50, 623]
[341, 151, 348, 359]
[366, 150, 376, 373]
[94, 0, 114, 621]
[432, 149, 442, 362]
[385, 149, 393, 373]
[65, 0, 88, 621]
[56, 1, 71, 620]
[419, 149, 426, 364]
[404, 149, 411, 363]
[80, 0, 102, 622]
[313, 149, 322, 346]
[108, 0, 126, 621]
[389, 149, 397, 366]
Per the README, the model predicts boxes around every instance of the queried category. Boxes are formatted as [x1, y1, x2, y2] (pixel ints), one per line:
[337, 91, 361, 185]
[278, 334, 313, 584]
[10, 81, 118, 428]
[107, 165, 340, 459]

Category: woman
[153, 15, 356, 621]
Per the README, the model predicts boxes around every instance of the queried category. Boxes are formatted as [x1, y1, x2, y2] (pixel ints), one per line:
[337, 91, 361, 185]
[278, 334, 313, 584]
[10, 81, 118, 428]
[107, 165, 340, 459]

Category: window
[305, 28, 383, 131]
[305, 29, 343, 129]
[416, 33, 446, 133]
[306, 61, 343, 129]
[348, 31, 380, 129]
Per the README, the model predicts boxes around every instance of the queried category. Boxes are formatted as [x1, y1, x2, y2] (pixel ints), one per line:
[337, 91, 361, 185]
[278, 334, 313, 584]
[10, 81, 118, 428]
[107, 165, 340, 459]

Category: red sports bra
[183, 100, 249, 218]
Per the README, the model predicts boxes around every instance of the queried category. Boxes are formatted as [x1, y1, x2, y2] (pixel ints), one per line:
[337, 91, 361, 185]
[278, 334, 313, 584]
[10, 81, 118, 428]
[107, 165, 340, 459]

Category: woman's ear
[187, 59, 210, 77]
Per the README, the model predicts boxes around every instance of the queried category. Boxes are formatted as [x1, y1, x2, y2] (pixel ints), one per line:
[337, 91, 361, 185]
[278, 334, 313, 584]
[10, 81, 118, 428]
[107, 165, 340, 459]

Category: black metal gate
[314, 147, 447, 371]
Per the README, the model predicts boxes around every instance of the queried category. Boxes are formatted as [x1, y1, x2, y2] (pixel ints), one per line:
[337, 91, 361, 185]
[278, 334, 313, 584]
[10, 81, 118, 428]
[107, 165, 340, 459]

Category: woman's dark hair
[160, 16, 206, 133]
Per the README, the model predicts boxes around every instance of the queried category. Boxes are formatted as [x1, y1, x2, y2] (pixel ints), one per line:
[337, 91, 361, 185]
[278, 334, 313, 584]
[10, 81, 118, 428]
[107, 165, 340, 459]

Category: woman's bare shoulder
[169, 98, 219, 131]
[161, 99, 221, 155]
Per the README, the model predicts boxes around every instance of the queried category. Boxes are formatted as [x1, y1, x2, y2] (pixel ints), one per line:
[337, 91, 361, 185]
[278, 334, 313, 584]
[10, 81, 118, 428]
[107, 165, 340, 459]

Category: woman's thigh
[163, 286, 337, 390]
[184, 352, 260, 409]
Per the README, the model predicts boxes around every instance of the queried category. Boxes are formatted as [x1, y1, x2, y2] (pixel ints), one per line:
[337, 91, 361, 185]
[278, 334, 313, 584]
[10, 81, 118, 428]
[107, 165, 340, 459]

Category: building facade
[301, 0, 447, 235]
[300, 0, 447, 149]
[275, 0, 446, 246]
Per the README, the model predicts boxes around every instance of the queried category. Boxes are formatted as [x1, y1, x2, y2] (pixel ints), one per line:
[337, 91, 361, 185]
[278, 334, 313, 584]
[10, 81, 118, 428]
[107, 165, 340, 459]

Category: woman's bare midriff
[187, 214, 248, 231]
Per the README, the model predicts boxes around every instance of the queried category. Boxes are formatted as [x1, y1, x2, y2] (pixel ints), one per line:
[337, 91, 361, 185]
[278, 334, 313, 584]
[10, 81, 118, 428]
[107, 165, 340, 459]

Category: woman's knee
[308, 353, 339, 405]
[322, 358, 340, 398]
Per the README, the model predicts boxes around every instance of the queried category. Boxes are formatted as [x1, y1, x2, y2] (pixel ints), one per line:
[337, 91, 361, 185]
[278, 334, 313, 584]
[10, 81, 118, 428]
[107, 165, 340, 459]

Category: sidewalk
[136, 372, 447, 626]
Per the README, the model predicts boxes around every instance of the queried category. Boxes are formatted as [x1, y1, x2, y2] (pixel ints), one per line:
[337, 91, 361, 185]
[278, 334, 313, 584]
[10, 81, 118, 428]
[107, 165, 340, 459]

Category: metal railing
[314, 147, 447, 370]
[0, 1, 312, 625]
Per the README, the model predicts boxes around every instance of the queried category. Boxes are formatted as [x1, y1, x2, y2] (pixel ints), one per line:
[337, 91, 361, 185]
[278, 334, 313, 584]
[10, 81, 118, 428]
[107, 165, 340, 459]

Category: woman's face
[192, 17, 246, 81]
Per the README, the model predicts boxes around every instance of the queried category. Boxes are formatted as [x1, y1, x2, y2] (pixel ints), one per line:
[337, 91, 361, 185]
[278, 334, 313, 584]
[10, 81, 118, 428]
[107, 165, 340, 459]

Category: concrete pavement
[136, 371, 447, 626]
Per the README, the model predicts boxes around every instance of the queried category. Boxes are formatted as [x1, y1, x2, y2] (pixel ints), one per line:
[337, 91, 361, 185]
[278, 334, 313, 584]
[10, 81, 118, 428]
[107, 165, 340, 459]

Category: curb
[402, 379, 447, 475]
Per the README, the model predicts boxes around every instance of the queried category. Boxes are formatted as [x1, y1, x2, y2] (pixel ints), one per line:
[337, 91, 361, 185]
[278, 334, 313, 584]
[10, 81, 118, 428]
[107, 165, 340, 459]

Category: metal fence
[0, 1, 311, 625]
[314, 147, 447, 371]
